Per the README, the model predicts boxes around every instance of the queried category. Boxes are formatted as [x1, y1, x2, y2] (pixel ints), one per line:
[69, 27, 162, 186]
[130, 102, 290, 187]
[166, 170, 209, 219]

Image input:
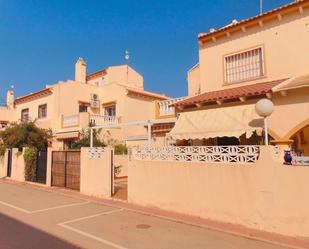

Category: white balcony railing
[90, 115, 118, 126]
[62, 114, 79, 127]
[126, 135, 148, 141]
[133, 146, 260, 164]
[158, 97, 186, 116]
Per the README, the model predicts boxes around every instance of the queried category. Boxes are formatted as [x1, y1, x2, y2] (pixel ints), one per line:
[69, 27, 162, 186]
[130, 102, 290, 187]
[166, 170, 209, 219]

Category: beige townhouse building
[0, 58, 170, 149]
[169, 0, 309, 156]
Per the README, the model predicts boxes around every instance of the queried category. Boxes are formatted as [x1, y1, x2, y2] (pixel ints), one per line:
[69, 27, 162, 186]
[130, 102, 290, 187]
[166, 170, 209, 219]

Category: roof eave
[198, 0, 308, 44]
[15, 88, 53, 105]
[126, 89, 169, 101]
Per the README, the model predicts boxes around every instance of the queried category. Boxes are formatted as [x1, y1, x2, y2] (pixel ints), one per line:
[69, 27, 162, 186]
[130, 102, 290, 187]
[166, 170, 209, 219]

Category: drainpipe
[147, 120, 152, 146]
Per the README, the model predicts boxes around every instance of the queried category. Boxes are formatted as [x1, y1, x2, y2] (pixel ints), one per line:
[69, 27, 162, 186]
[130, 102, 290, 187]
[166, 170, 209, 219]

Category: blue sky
[0, 0, 291, 101]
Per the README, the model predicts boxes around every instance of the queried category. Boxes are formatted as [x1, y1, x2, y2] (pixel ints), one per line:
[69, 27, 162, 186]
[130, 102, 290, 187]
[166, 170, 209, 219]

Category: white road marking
[0, 200, 89, 214]
[31, 201, 90, 213]
[0, 200, 31, 214]
[0, 181, 194, 230]
[59, 208, 123, 225]
[58, 209, 128, 249]
[59, 224, 129, 249]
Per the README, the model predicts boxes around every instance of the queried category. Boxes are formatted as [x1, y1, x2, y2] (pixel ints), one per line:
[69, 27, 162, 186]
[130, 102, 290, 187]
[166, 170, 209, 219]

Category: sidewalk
[2, 178, 308, 249]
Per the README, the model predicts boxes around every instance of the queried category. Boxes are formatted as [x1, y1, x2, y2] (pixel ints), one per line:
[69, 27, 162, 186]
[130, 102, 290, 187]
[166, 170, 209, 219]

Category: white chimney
[6, 87, 14, 109]
[75, 57, 87, 83]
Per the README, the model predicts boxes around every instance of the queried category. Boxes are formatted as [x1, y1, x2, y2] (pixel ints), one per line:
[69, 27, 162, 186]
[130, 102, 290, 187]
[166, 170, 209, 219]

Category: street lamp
[255, 98, 274, 145]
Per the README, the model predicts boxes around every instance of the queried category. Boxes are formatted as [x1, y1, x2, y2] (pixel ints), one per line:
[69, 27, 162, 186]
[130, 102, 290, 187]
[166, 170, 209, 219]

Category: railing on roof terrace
[133, 146, 260, 164]
[158, 97, 186, 116]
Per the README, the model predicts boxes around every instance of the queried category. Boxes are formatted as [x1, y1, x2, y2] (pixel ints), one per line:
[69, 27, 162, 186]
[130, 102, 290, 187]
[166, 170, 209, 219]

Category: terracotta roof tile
[126, 87, 169, 100]
[173, 79, 288, 108]
[86, 68, 107, 81]
[15, 88, 53, 105]
[198, 0, 309, 43]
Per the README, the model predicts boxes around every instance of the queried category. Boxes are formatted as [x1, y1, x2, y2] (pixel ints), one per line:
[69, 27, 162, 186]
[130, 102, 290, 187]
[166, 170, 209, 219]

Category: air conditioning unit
[91, 100, 100, 108]
[90, 93, 100, 108]
[91, 93, 99, 101]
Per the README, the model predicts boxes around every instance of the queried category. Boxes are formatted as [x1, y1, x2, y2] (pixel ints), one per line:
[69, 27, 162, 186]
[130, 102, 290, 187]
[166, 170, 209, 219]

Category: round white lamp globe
[255, 99, 274, 117]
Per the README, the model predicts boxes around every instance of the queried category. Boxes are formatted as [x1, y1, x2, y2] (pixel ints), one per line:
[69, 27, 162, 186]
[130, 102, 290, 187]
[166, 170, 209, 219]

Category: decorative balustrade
[133, 146, 260, 164]
[292, 156, 309, 166]
[158, 97, 186, 116]
[87, 147, 105, 159]
[90, 115, 118, 126]
[62, 114, 79, 127]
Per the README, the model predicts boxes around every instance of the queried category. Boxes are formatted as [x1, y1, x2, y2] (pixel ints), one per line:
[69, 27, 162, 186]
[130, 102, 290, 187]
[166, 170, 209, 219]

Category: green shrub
[0, 121, 51, 150]
[23, 147, 37, 181]
[114, 165, 123, 177]
[105, 138, 118, 147]
[0, 143, 5, 157]
[114, 144, 128, 155]
[71, 128, 105, 149]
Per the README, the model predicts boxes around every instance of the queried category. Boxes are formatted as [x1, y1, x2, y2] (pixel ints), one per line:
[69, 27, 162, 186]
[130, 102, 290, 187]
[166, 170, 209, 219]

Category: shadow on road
[0, 213, 81, 249]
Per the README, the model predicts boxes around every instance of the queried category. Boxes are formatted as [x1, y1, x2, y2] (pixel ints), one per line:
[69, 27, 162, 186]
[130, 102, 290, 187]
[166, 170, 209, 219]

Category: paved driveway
[0, 180, 291, 249]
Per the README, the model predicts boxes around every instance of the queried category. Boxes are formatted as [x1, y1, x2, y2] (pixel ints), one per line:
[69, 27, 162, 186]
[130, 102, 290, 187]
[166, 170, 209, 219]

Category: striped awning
[55, 131, 79, 140]
[272, 74, 309, 91]
[152, 122, 175, 134]
[168, 104, 263, 140]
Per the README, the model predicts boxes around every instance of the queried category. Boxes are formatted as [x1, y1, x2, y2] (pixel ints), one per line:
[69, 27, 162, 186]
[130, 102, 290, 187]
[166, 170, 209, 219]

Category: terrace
[61, 113, 119, 129]
[156, 97, 186, 118]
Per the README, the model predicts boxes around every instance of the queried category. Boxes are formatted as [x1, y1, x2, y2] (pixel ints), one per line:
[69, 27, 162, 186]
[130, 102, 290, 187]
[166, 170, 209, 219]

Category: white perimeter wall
[128, 146, 309, 237]
[80, 147, 112, 198]
[10, 148, 25, 182]
[0, 150, 8, 178]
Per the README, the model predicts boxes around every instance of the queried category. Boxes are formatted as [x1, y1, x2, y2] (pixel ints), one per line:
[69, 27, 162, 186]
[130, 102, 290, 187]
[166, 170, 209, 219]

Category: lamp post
[90, 128, 93, 148]
[255, 99, 274, 145]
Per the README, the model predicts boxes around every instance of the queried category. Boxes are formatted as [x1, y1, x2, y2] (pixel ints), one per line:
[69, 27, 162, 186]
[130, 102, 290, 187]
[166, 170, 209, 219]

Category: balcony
[62, 114, 79, 128]
[90, 114, 119, 126]
[157, 97, 186, 117]
[61, 113, 120, 130]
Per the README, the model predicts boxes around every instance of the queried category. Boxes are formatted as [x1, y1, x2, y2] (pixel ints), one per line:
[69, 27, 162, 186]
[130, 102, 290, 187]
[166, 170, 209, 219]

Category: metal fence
[51, 151, 81, 190]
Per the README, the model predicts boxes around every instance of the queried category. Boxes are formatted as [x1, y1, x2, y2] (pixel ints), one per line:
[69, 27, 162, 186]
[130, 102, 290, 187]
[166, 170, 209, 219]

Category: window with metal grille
[38, 104, 47, 118]
[224, 47, 264, 83]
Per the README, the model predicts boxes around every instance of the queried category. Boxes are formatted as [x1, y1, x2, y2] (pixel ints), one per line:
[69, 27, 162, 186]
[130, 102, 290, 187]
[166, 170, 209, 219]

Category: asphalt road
[0, 180, 293, 249]
[0, 213, 80, 249]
